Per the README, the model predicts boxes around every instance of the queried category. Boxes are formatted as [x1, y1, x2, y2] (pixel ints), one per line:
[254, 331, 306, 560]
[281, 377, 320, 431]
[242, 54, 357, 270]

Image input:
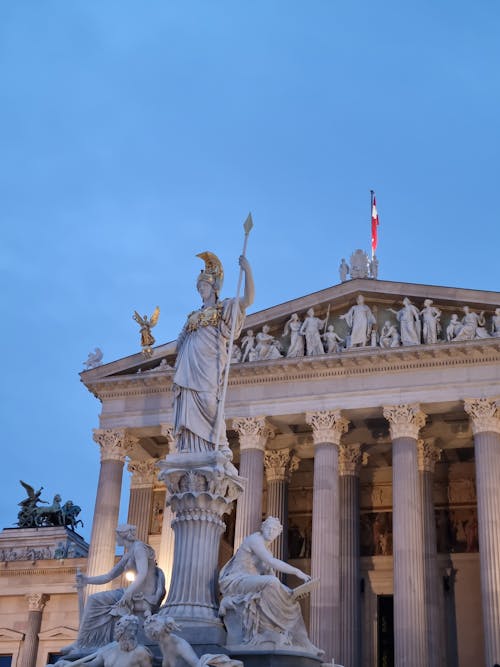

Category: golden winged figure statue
[133, 306, 160, 357]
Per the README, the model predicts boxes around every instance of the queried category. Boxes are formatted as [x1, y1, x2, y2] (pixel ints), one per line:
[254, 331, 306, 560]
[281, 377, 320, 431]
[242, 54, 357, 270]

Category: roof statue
[17, 481, 83, 530]
[338, 249, 379, 281]
[83, 348, 103, 369]
[133, 307, 160, 358]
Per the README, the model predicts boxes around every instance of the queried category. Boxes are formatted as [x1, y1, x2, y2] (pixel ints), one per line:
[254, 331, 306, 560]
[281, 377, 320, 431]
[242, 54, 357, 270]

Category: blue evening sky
[1, 1, 499, 540]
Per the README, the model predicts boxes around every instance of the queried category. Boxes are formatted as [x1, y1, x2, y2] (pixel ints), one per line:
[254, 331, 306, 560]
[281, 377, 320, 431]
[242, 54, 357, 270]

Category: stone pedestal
[306, 410, 349, 663]
[86, 429, 135, 598]
[232, 417, 274, 551]
[0, 526, 88, 560]
[158, 451, 245, 645]
[21, 593, 49, 667]
[417, 438, 444, 667]
[338, 443, 363, 667]
[464, 397, 500, 666]
[264, 448, 300, 561]
[127, 459, 157, 543]
[384, 404, 427, 667]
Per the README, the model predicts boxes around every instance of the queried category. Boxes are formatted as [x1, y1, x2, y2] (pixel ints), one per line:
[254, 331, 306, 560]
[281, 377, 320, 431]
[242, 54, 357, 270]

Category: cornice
[83, 339, 500, 402]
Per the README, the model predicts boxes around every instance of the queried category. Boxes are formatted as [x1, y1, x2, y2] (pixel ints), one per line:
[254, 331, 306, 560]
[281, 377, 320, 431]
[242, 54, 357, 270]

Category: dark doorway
[377, 595, 394, 667]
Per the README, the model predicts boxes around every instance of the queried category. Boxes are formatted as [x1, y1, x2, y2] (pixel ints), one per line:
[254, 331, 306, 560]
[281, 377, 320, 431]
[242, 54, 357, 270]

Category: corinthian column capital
[92, 428, 136, 462]
[464, 398, 500, 436]
[26, 593, 49, 611]
[264, 448, 300, 483]
[306, 410, 349, 445]
[338, 443, 365, 476]
[160, 423, 176, 453]
[383, 404, 427, 440]
[417, 438, 441, 473]
[232, 416, 275, 452]
[127, 459, 158, 488]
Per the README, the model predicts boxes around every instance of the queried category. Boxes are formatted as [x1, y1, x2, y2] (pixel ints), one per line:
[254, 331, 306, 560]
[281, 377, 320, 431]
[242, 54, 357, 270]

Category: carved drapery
[92, 428, 136, 462]
[232, 416, 275, 451]
[417, 438, 441, 473]
[464, 398, 500, 435]
[383, 404, 427, 440]
[264, 449, 300, 483]
[306, 410, 349, 445]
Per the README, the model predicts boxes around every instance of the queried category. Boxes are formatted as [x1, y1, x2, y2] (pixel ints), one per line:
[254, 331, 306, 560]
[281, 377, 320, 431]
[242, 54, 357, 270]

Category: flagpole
[214, 213, 254, 450]
[370, 189, 374, 260]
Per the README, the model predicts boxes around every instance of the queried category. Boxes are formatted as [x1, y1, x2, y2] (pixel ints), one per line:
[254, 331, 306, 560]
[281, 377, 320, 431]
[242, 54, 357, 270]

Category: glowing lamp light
[125, 571, 136, 583]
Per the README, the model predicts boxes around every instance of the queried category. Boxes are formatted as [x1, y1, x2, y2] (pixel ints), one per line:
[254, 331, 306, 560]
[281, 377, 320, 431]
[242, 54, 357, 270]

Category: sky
[1, 1, 500, 541]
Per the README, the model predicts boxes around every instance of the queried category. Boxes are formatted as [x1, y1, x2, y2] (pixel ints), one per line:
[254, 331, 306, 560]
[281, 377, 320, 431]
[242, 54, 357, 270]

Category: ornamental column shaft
[127, 459, 157, 543]
[86, 429, 134, 597]
[417, 438, 444, 667]
[264, 448, 300, 561]
[232, 417, 274, 550]
[158, 424, 176, 595]
[338, 444, 363, 667]
[306, 409, 349, 663]
[21, 594, 49, 667]
[464, 398, 500, 666]
[383, 404, 427, 667]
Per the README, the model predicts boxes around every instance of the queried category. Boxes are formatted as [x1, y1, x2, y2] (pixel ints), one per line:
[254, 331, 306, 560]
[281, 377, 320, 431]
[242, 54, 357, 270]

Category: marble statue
[420, 299, 441, 344]
[63, 525, 165, 654]
[379, 321, 400, 348]
[389, 297, 421, 346]
[446, 314, 461, 341]
[230, 344, 242, 364]
[240, 329, 255, 362]
[133, 308, 160, 358]
[83, 348, 103, 370]
[283, 313, 304, 358]
[322, 325, 344, 353]
[339, 258, 349, 282]
[349, 249, 370, 279]
[143, 615, 242, 667]
[453, 306, 490, 341]
[369, 255, 379, 279]
[219, 517, 323, 656]
[492, 308, 500, 337]
[172, 252, 254, 454]
[299, 308, 327, 356]
[55, 616, 153, 667]
[254, 325, 282, 360]
[340, 295, 376, 348]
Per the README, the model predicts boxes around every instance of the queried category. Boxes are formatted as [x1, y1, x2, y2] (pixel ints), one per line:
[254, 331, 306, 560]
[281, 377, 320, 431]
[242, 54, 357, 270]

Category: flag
[371, 193, 379, 257]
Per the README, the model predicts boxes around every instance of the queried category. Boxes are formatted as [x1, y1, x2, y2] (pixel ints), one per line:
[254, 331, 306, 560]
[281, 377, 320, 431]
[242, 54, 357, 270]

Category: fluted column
[21, 593, 49, 667]
[86, 429, 135, 597]
[264, 448, 300, 560]
[464, 397, 500, 666]
[306, 409, 349, 662]
[232, 416, 274, 550]
[383, 404, 427, 667]
[127, 459, 157, 543]
[417, 438, 444, 667]
[338, 443, 364, 667]
[158, 424, 175, 594]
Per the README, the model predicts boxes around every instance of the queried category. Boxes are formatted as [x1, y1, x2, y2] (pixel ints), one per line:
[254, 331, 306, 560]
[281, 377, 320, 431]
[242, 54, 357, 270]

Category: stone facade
[1, 277, 500, 667]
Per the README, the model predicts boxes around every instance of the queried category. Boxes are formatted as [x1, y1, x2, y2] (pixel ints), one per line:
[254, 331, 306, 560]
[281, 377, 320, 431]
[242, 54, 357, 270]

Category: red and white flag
[371, 193, 379, 257]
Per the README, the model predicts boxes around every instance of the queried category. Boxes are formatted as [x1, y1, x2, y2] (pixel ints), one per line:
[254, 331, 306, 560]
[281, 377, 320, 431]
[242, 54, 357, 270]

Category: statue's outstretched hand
[239, 255, 250, 272]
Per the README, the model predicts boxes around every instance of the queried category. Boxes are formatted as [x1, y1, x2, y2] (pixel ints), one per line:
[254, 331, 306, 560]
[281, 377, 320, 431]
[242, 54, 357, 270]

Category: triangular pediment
[0, 628, 24, 641]
[81, 277, 500, 386]
[38, 626, 77, 641]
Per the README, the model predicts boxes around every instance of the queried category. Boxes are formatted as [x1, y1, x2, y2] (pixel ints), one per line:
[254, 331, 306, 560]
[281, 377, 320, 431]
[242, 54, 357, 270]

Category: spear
[76, 567, 85, 623]
[323, 303, 331, 334]
[215, 213, 254, 450]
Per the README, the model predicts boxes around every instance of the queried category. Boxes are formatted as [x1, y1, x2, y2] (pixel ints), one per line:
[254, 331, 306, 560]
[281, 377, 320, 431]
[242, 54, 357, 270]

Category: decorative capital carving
[160, 423, 176, 453]
[264, 449, 300, 483]
[383, 404, 427, 440]
[464, 398, 500, 436]
[232, 416, 275, 452]
[338, 443, 366, 476]
[127, 459, 158, 488]
[26, 593, 49, 611]
[417, 438, 441, 473]
[305, 410, 349, 445]
[92, 428, 136, 462]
